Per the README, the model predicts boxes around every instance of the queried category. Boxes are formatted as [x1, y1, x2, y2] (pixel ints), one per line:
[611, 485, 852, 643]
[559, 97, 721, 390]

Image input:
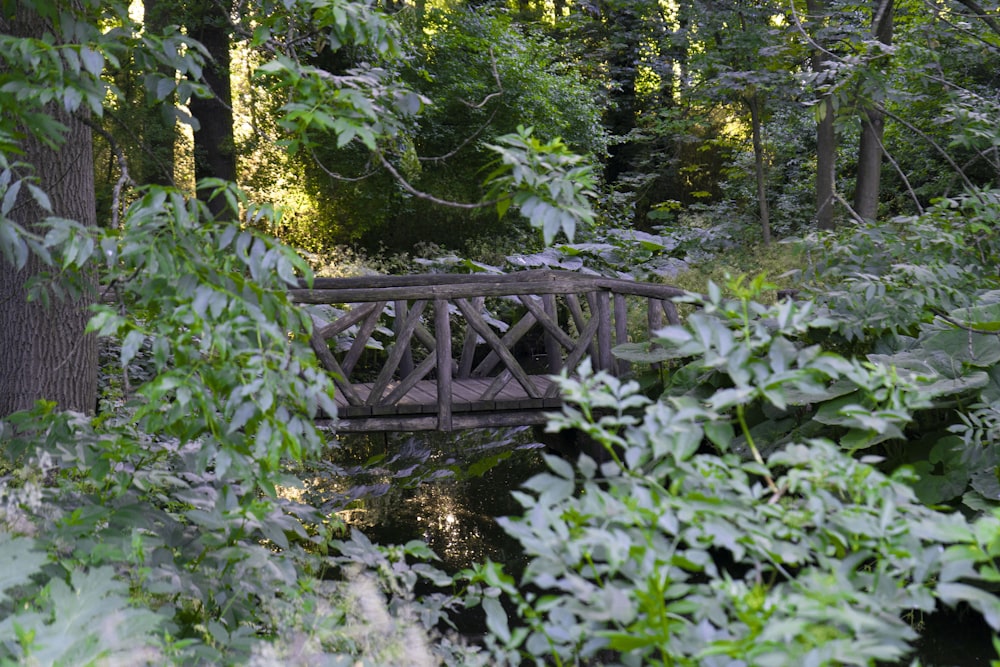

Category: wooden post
[648, 298, 664, 335]
[457, 296, 483, 378]
[594, 291, 613, 372]
[648, 298, 664, 375]
[435, 298, 453, 431]
[395, 299, 415, 378]
[613, 293, 628, 375]
[664, 299, 680, 325]
[542, 294, 562, 374]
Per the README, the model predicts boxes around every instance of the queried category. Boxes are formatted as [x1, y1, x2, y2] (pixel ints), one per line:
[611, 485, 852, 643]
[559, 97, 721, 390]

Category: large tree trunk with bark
[0, 7, 98, 417]
[853, 0, 893, 221]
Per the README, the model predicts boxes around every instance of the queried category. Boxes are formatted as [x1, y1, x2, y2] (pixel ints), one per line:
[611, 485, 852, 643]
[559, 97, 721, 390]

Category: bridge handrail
[289, 269, 689, 304]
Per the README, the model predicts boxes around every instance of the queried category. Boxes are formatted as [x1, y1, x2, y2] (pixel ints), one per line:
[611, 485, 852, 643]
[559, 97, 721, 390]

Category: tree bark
[853, 0, 893, 221]
[747, 92, 772, 244]
[0, 6, 98, 416]
[187, 2, 237, 219]
[139, 0, 177, 186]
[806, 0, 837, 230]
[600, 0, 642, 186]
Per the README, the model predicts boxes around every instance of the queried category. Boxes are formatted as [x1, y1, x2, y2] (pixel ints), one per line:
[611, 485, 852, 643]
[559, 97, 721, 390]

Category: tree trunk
[0, 7, 98, 417]
[806, 0, 837, 230]
[747, 92, 771, 244]
[187, 3, 237, 220]
[139, 0, 177, 186]
[815, 96, 836, 230]
[600, 0, 642, 186]
[853, 0, 893, 221]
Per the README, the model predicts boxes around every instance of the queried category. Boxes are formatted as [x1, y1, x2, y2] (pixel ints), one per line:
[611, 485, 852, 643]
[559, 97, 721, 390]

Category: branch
[376, 150, 509, 210]
[787, 0, 843, 66]
[833, 190, 866, 225]
[877, 103, 982, 198]
[951, 0, 1000, 40]
[918, 0, 1000, 52]
[79, 114, 135, 229]
[309, 146, 381, 182]
[420, 49, 505, 163]
[931, 307, 1000, 336]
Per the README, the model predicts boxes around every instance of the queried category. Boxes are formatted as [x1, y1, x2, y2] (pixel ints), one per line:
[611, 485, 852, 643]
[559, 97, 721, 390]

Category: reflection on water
[303, 426, 546, 572]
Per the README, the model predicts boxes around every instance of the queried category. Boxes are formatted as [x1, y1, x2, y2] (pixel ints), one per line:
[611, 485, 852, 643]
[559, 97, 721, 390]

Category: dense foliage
[4, 0, 1000, 664]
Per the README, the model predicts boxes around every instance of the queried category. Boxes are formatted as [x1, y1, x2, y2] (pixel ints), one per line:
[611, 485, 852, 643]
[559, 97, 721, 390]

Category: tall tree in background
[804, 0, 838, 230]
[853, 0, 893, 221]
[689, 0, 796, 245]
[187, 0, 237, 218]
[0, 3, 98, 416]
[138, 0, 177, 186]
[593, 0, 647, 185]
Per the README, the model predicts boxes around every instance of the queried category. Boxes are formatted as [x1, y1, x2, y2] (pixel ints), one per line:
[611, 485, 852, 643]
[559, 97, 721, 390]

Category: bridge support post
[434, 298, 453, 431]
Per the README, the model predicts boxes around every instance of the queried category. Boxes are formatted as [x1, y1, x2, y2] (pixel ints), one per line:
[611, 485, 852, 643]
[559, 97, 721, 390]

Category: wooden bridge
[289, 269, 685, 432]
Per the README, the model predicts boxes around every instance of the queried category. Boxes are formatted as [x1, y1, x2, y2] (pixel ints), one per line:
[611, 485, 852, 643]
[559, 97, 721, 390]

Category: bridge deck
[333, 377, 563, 432]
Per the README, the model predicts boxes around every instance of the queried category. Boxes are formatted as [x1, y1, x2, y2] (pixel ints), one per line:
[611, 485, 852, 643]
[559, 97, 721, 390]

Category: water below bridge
[301, 426, 995, 666]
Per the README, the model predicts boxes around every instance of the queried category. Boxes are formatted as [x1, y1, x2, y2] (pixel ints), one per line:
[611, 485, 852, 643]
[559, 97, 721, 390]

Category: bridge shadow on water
[305, 426, 546, 574]
[297, 426, 996, 666]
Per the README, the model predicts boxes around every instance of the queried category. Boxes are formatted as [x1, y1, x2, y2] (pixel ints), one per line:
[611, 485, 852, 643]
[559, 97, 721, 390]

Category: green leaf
[482, 595, 511, 644]
[612, 342, 674, 364]
[704, 420, 734, 451]
[0, 536, 46, 603]
[922, 328, 1000, 367]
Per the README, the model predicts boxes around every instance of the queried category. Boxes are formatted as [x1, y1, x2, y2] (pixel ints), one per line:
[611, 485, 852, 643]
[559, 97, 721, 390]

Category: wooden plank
[315, 301, 381, 339]
[308, 268, 565, 290]
[394, 300, 415, 378]
[482, 369, 513, 401]
[326, 409, 552, 433]
[546, 313, 601, 398]
[368, 300, 427, 404]
[585, 292, 602, 366]
[457, 298, 541, 399]
[383, 353, 437, 405]
[305, 269, 688, 298]
[410, 385, 439, 410]
[614, 293, 629, 375]
[472, 309, 537, 378]
[565, 292, 584, 333]
[341, 300, 387, 377]
[519, 294, 575, 351]
[451, 380, 487, 411]
[648, 298, 664, 334]
[435, 298, 453, 431]
[310, 327, 363, 405]
[292, 275, 598, 304]
[295, 270, 690, 304]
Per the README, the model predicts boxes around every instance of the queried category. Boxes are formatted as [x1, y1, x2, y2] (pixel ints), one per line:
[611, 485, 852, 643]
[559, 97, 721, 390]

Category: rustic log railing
[289, 269, 685, 432]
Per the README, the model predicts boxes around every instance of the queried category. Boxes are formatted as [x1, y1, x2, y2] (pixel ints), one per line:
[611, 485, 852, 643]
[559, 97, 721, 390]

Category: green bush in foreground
[459, 281, 1000, 666]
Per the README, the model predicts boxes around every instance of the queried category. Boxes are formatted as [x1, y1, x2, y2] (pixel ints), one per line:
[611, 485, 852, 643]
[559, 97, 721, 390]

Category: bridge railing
[289, 269, 686, 430]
